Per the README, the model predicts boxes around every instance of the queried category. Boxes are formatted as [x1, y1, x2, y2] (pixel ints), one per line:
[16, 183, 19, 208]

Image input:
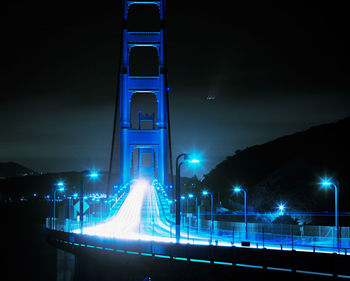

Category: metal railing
[46, 212, 350, 255]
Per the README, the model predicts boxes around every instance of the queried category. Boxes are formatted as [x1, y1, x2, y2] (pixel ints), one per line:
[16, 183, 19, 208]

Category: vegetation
[202, 117, 350, 225]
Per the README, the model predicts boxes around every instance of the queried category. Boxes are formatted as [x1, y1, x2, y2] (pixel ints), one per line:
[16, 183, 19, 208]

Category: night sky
[1, 2, 349, 177]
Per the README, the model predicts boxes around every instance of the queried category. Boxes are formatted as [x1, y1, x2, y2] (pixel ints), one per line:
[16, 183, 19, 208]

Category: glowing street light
[80, 170, 100, 234]
[320, 177, 340, 246]
[175, 153, 200, 243]
[202, 190, 209, 196]
[188, 193, 199, 231]
[57, 181, 64, 187]
[277, 202, 286, 215]
[88, 171, 99, 178]
[321, 180, 332, 186]
[233, 185, 248, 240]
[51, 181, 65, 228]
[180, 195, 188, 227]
[202, 190, 214, 243]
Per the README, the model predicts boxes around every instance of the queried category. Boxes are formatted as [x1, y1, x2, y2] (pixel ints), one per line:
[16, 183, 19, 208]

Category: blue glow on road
[77, 179, 150, 239]
[70, 179, 349, 255]
[75, 179, 208, 244]
[51, 237, 350, 279]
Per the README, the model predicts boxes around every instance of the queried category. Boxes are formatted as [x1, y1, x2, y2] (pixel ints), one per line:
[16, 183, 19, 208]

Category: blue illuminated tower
[119, 0, 170, 187]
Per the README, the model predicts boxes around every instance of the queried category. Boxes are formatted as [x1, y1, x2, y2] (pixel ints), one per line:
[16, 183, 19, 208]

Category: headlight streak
[74, 179, 217, 244]
[69, 178, 349, 254]
[76, 179, 148, 239]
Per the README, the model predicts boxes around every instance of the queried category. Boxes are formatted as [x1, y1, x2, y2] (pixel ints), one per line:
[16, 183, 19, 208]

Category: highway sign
[74, 200, 89, 214]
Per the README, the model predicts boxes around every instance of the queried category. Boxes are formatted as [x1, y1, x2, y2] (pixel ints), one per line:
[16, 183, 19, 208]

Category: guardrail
[46, 229, 350, 279]
[46, 217, 350, 256]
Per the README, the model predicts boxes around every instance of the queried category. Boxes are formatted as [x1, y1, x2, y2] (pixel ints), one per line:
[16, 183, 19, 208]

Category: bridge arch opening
[131, 147, 157, 181]
[130, 92, 158, 130]
[129, 46, 159, 76]
[127, 4, 161, 32]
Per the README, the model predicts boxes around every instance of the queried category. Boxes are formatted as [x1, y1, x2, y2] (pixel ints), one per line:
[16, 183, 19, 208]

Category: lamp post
[320, 177, 340, 247]
[233, 186, 248, 240]
[188, 193, 198, 231]
[175, 153, 200, 243]
[80, 170, 99, 234]
[181, 195, 186, 227]
[51, 181, 65, 229]
[202, 190, 214, 243]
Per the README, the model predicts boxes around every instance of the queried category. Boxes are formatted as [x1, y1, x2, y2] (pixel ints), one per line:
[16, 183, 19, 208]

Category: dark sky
[1, 1, 349, 178]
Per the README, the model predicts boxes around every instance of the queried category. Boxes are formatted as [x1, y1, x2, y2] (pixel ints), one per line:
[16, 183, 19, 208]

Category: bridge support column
[118, 0, 170, 187]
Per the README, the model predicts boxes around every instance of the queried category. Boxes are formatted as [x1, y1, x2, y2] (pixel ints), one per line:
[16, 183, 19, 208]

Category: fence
[183, 215, 350, 253]
[46, 208, 350, 255]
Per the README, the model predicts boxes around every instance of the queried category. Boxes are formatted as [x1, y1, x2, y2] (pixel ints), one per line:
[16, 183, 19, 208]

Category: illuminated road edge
[73, 179, 175, 242]
[69, 180, 349, 256]
[46, 180, 350, 278]
[47, 229, 350, 279]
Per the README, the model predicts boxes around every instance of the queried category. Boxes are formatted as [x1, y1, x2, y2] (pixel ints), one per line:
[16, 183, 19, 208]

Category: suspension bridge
[46, 1, 350, 280]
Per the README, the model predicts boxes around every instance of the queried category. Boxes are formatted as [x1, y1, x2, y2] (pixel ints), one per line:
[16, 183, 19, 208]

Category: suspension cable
[106, 0, 125, 198]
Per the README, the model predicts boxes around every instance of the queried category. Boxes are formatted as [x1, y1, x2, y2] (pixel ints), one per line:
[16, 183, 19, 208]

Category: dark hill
[0, 162, 36, 178]
[202, 117, 350, 223]
[0, 171, 109, 198]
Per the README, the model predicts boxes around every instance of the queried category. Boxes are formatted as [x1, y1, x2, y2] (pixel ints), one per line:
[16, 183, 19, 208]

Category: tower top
[118, 0, 170, 186]
[123, 0, 165, 21]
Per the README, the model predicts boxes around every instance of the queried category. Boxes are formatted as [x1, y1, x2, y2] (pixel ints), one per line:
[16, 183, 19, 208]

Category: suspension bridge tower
[118, 0, 171, 187]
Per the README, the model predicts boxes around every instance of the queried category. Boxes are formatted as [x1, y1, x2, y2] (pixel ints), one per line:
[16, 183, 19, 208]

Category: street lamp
[51, 181, 65, 229]
[80, 170, 100, 234]
[320, 177, 340, 247]
[175, 153, 200, 243]
[188, 193, 199, 232]
[181, 195, 186, 227]
[277, 202, 286, 215]
[202, 190, 214, 243]
[188, 193, 197, 213]
[233, 185, 248, 240]
[89, 172, 99, 178]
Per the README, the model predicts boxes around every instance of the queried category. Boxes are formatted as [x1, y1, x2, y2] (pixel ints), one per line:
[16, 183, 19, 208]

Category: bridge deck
[46, 228, 350, 280]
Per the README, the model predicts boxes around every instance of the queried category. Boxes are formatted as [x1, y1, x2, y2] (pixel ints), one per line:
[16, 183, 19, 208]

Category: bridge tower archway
[118, 0, 170, 187]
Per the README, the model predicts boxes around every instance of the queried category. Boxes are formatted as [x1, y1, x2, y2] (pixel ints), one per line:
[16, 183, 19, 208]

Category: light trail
[77, 179, 152, 239]
[73, 179, 349, 255]
[76, 179, 203, 243]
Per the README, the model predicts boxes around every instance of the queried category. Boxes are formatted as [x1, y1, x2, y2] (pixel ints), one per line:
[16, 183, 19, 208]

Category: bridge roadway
[46, 180, 350, 280]
[47, 228, 350, 280]
[71, 179, 216, 244]
[69, 180, 349, 253]
[72, 179, 175, 241]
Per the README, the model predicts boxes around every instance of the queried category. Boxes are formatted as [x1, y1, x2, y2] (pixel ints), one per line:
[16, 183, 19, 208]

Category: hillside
[0, 162, 36, 178]
[0, 170, 109, 198]
[202, 117, 350, 222]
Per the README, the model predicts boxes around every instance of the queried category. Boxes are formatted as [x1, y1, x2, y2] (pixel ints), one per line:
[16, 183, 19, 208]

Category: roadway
[73, 179, 349, 255]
